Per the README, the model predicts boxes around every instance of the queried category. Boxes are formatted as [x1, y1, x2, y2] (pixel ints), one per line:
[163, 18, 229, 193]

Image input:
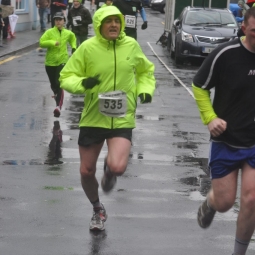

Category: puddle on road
[135, 114, 200, 121]
[89, 230, 107, 254]
[186, 176, 211, 198]
[44, 186, 73, 191]
[136, 114, 165, 121]
[173, 141, 197, 150]
[66, 100, 84, 113]
[0, 71, 11, 78]
[129, 152, 208, 172]
[129, 152, 175, 162]
[2, 159, 43, 165]
[175, 155, 209, 173]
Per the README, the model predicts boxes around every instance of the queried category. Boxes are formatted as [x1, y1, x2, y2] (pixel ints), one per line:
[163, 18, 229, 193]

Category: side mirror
[174, 20, 180, 27]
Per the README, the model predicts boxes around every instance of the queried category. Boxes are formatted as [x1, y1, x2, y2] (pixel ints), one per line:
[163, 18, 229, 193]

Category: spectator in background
[0, 7, 4, 41]
[47, 6, 51, 23]
[112, 0, 148, 40]
[68, 0, 73, 9]
[229, 2, 244, 23]
[101, 0, 113, 8]
[67, 0, 92, 47]
[238, 0, 246, 17]
[50, 0, 66, 27]
[36, 0, 51, 32]
[1, 0, 11, 39]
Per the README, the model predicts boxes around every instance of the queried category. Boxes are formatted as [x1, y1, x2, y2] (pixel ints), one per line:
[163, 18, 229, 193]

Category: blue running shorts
[208, 141, 255, 179]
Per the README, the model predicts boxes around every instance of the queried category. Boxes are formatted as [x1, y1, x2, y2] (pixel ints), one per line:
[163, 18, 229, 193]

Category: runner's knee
[241, 192, 255, 211]
[213, 195, 235, 212]
[107, 161, 127, 176]
[80, 165, 96, 178]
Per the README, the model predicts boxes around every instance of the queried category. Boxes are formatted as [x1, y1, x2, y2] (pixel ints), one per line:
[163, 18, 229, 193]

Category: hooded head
[73, 0, 82, 7]
[238, 0, 244, 8]
[105, 0, 113, 6]
[92, 6, 125, 40]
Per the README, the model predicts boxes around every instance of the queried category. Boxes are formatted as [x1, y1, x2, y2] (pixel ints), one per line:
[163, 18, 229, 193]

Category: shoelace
[92, 211, 103, 224]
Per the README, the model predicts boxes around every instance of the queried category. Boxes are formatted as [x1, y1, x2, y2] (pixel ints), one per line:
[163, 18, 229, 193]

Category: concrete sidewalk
[0, 2, 94, 59]
[0, 29, 41, 58]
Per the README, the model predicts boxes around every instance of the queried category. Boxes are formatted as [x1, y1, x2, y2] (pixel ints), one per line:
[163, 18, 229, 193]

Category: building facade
[1, 0, 39, 32]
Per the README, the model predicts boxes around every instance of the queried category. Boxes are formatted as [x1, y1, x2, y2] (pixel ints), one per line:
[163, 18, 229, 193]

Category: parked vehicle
[163, 0, 239, 64]
[169, 7, 238, 64]
[141, 0, 151, 7]
[150, 0, 165, 13]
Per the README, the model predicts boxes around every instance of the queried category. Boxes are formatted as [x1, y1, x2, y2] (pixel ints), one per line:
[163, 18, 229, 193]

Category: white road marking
[147, 42, 194, 99]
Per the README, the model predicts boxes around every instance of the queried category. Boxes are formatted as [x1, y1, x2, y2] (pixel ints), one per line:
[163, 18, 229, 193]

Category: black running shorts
[78, 127, 133, 147]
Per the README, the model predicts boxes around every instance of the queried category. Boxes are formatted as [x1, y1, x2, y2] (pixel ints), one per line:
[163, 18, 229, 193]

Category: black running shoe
[197, 199, 216, 228]
[101, 157, 116, 193]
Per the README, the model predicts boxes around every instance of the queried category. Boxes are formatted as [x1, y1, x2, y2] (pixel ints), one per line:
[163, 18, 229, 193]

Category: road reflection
[44, 120, 63, 165]
[89, 230, 108, 255]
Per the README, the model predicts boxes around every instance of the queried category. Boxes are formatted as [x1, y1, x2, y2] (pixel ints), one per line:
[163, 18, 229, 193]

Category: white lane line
[147, 42, 194, 99]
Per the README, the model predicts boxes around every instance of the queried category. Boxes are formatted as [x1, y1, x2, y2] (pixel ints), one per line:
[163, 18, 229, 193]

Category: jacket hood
[92, 6, 125, 40]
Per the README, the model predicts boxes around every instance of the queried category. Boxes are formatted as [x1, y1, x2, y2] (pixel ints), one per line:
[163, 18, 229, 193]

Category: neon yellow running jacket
[59, 6, 156, 129]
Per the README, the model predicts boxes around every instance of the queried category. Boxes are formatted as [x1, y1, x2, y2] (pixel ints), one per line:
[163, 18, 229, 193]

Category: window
[15, 0, 25, 11]
[15, 0, 29, 13]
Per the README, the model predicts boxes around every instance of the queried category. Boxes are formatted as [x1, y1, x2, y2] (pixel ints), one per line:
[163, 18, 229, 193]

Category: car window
[220, 13, 237, 26]
[184, 10, 237, 27]
[178, 8, 186, 21]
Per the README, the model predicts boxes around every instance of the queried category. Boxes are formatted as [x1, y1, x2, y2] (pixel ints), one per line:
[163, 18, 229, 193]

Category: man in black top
[112, 0, 147, 40]
[67, 0, 92, 46]
[193, 7, 255, 255]
[50, 0, 66, 27]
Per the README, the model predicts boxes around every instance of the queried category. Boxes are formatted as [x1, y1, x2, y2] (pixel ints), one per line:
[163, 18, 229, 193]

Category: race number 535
[103, 99, 123, 110]
[99, 91, 127, 117]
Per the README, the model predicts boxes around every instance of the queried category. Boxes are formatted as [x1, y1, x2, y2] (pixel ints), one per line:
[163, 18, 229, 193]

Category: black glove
[82, 75, 100, 89]
[71, 48, 76, 54]
[76, 20, 82, 24]
[141, 21, 148, 30]
[139, 93, 151, 104]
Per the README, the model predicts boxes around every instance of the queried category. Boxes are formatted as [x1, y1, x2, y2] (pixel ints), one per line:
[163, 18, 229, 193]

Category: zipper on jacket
[58, 29, 62, 65]
[86, 93, 94, 112]
[111, 40, 117, 129]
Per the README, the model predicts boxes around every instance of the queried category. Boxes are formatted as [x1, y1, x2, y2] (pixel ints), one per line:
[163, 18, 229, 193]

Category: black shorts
[78, 127, 133, 147]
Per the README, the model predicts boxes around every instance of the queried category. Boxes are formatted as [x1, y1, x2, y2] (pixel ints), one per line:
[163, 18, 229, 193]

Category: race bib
[98, 90, 127, 117]
[73, 16, 82, 26]
[125, 15, 136, 28]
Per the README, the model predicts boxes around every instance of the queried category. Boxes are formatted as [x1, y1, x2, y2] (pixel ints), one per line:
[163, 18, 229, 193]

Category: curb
[0, 41, 39, 59]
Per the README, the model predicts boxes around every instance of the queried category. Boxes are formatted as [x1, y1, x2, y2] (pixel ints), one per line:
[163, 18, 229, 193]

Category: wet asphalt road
[1, 5, 255, 255]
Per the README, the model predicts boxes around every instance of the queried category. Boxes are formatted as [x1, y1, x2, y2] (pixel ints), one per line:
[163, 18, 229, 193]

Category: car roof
[185, 6, 232, 13]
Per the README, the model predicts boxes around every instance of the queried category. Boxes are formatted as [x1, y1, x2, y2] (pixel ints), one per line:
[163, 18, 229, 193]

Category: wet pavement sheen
[1, 4, 255, 255]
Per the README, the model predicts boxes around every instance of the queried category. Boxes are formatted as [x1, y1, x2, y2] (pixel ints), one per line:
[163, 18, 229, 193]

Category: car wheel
[175, 54, 184, 65]
[169, 36, 175, 58]
[175, 43, 184, 65]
